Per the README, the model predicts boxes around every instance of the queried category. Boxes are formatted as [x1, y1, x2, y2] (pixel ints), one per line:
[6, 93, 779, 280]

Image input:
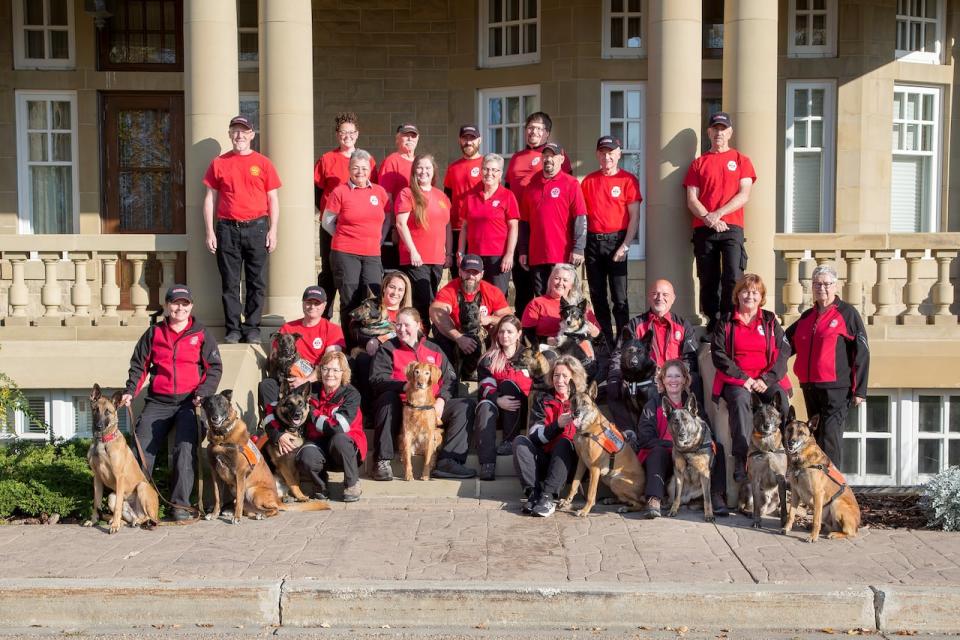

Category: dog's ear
[90, 383, 102, 402]
[661, 394, 673, 418]
[299, 382, 312, 400]
[521, 335, 534, 351]
[221, 389, 233, 402]
[404, 361, 418, 381]
[807, 414, 820, 433]
[429, 364, 442, 388]
[560, 296, 571, 310]
[110, 390, 124, 408]
[291, 332, 302, 342]
[577, 298, 587, 312]
[640, 329, 654, 346]
[751, 392, 762, 412]
[686, 392, 699, 417]
[787, 404, 797, 423]
[588, 380, 598, 400]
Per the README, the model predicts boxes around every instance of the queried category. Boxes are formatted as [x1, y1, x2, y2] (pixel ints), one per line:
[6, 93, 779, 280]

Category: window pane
[129, 2, 144, 30]
[865, 439, 889, 475]
[30, 166, 72, 233]
[239, 33, 258, 62]
[507, 0, 519, 21]
[118, 109, 171, 168]
[610, 91, 624, 118]
[812, 14, 826, 45]
[506, 96, 520, 124]
[893, 92, 903, 119]
[906, 93, 919, 120]
[524, 94, 539, 116]
[237, 0, 257, 28]
[119, 171, 172, 232]
[525, 0, 537, 20]
[612, 0, 624, 12]
[146, 34, 162, 63]
[506, 126, 520, 153]
[950, 397, 960, 432]
[866, 396, 890, 433]
[626, 90, 641, 118]
[128, 33, 146, 63]
[489, 27, 501, 56]
[904, 123, 918, 151]
[794, 90, 808, 118]
[164, 0, 175, 30]
[25, 30, 45, 58]
[489, 98, 502, 125]
[24, 0, 43, 25]
[923, 22, 936, 52]
[526, 22, 537, 53]
[52, 133, 71, 161]
[921, 124, 932, 152]
[892, 123, 902, 150]
[922, 93, 934, 120]
[507, 24, 520, 55]
[27, 101, 47, 129]
[919, 395, 941, 432]
[814, 0, 825, 9]
[950, 440, 960, 467]
[626, 121, 641, 150]
[794, 120, 808, 146]
[611, 17, 624, 48]
[610, 122, 624, 144]
[792, 153, 822, 232]
[844, 404, 860, 433]
[50, 30, 69, 59]
[911, 21, 921, 50]
[926, 0, 937, 18]
[794, 14, 808, 46]
[489, 0, 500, 23]
[811, 120, 823, 148]
[628, 0, 640, 12]
[627, 18, 641, 47]
[811, 89, 825, 115]
[797, 0, 809, 10]
[49, 0, 69, 25]
[28, 133, 47, 161]
[919, 438, 941, 474]
[622, 152, 641, 178]
[840, 437, 859, 475]
[146, 0, 162, 26]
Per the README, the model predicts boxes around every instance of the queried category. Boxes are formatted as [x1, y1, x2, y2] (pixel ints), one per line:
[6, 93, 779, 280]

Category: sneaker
[242, 329, 262, 344]
[479, 463, 496, 482]
[642, 497, 661, 519]
[431, 458, 477, 479]
[171, 508, 193, 522]
[531, 494, 556, 518]
[521, 488, 539, 515]
[711, 493, 730, 517]
[373, 459, 393, 481]
[342, 483, 362, 503]
[496, 440, 514, 456]
[223, 331, 242, 345]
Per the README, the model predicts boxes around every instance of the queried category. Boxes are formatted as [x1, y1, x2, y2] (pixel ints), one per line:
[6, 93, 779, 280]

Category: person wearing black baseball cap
[683, 111, 756, 337]
[118, 284, 222, 521]
[203, 114, 282, 344]
[378, 123, 421, 271]
[443, 124, 484, 279]
[581, 135, 642, 348]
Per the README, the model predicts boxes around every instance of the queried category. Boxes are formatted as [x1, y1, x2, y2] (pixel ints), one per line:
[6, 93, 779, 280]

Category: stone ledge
[875, 585, 960, 633]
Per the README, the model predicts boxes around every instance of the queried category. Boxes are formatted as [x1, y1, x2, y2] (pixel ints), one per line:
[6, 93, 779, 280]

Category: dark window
[703, 0, 723, 59]
[97, 0, 183, 71]
[701, 80, 722, 152]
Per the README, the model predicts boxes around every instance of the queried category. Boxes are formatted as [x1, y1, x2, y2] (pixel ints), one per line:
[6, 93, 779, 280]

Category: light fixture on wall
[84, 0, 115, 30]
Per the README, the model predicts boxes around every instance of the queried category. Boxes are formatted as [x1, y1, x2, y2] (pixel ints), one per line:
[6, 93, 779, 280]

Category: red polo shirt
[277, 319, 346, 366]
[461, 184, 520, 257]
[434, 279, 509, 329]
[443, 156, 483, 230]
[581, 169, 642, 233]
[505, 145, 574, 202]
[313, 149, 378, 213]
[683, 149, 756, 229]
[395, 186, 451, 265]
[203, 151, 282, 221]
[521, 295, 599, 338]
[730, 310, 769, 380]
[378, 152, 414, 212]
[326, 182, 389, 256]
[521, 171, 587, 266]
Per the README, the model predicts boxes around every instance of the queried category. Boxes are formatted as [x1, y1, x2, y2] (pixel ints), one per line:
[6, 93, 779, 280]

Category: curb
[874, 585, 960, 633]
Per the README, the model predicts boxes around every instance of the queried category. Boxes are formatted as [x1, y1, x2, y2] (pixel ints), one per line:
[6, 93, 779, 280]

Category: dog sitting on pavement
[400, 362, 444, 481]
[783, 409, 860, 542]
[663, 394, 715, 522]
[739, 394, 788, 529]
[263, 384, 311, 502]
[83, 384, 159, 533]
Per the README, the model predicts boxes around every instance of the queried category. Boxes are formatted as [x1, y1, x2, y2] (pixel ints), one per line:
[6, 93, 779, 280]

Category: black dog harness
[404, 402, 435, 411]
[624, 379, 654, 396]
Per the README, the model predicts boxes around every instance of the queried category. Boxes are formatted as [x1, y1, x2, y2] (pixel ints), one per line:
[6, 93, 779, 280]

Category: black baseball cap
[460, 254, 484, 273]
[459, 124, 481, 138]
[165, 284, 193, 304]
[397, 123, 419, 135]
[596, 135, 621, 150]
[541, 142, 564, 155]
[228, 115, 253, 130]
[709, 112, 733, 128]
[302, 286, 327, 303]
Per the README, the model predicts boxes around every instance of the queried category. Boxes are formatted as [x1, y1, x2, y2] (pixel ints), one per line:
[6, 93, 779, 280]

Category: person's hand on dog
[546, 336, 559, 346]
[753, 378, 768, 393]
[434, 397, 445, 421]
[278, 432, 298, 456]
[287, 374, 309, 389]
[497, 396, 521, 412]
[456, 334, 478, 354]
[118, 393, 133, 408]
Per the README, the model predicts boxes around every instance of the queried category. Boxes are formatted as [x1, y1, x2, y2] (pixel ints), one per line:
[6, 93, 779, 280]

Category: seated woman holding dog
[512, 355, 586, 518]
[476, 315, 534, 474]
[711, 273, 792, 488]
[266, 351, 365, 503]
[634, 359, 730, 519]
[369, 307, 477, 482]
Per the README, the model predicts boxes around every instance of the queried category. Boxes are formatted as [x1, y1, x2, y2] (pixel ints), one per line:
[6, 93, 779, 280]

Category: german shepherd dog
[348, 290, 393, 356]
[267, 332, 302, 397]
[517, 340, 554, 429]
[264, 384, 311, 502]
[664, 394, 715, 522]
[84, 384, 160, 533]
[783, 410, 860, 542]
[202, 391, 329, 523]
[561, 383, 646, 516]
[456, 290, 487, 381]
[739, 395, 788, 529]
[618, 332, 658, 423]
[400, 362, 444, 481]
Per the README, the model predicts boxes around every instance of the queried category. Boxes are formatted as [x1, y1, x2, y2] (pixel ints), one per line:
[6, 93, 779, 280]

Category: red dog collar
[99, 431, 121, 444]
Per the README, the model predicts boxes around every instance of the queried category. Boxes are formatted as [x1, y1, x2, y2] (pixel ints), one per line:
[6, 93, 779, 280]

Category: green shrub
[0, 439, 93, 519]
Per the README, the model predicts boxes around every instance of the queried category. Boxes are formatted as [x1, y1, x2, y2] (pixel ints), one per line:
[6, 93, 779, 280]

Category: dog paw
[806, 535, 818, 543]
[666, 509, 679, 518]
[254, 513, 264, 521]
[616, 506, 629, 514]
[109, 523, 121, 534]
[204, 513, 217, 521]
[751, 521, 762, 529]
[231, 517, 241, 525]
[704, 516, 716, 523]
[403, 474, 414, 482]
[81, 519, 94, 528]
[557, 499, 571, 510]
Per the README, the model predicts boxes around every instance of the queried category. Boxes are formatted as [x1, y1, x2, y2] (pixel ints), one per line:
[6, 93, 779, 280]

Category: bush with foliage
[921, 466, 960, 532]
[0, 439, 93, 519]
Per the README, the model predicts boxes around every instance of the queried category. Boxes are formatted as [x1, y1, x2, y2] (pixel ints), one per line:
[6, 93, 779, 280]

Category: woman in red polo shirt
[395, 154, 452, 330]
[457, 153, 519, 295]
[711, 273, 792, 486]
[323, 150, 389, 321]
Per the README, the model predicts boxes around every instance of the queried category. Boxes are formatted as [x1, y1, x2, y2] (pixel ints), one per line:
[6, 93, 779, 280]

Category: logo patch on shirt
[250, 165, 262, 177]
[492, 200, 500, 208]
[312, 337, 323, 350]
[675, 330, 682, 340]
[757, 325, 765, 336]
[470, 167, 480, 178]
[829, 319, 839, 328]
[611, 186, 622, 198]
[439, 200, 448, 208]
[190, 336, 199, 346]
[370, 195, 379, 206]
[532, 157, 540, 166]
[479, 305, 489, 317]
[726, 160, 738, 171]
[550, 187, 561, 198]
[426, 356, 436, 364]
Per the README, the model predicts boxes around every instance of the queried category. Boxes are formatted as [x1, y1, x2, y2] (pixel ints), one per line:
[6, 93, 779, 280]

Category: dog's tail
[278, 500, 331, 512]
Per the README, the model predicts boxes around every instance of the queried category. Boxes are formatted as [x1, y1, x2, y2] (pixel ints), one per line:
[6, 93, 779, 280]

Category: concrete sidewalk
[0, 483, 958, 633]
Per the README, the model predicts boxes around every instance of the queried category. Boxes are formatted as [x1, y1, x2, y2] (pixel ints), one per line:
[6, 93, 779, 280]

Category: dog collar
[404, 402, 435, 411]
[749, 448, 785, 458]
[99, 431, 121, 444]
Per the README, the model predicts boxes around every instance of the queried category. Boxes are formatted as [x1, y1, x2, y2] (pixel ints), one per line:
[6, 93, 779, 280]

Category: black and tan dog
[202, 390, 328, 523]
[783, 410, 860, 542]
[560, 383, 645, 516]
[740, 395, 788, 529]
[267, 332, 304, 396]
[83, 384, 160, 533]
[264, 384, 311, 502]
[617, 332, 658, 423]
[517, 340, 553, 430]
[455, 290, 487, 381]
[348, 290, 394, 356]
[664, 394, 715, 522]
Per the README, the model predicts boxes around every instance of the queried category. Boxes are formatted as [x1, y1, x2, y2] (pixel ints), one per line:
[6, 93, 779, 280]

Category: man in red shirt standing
[580, 135, 641, 348]
[203, 115, 281, 344]
[519, 143, 588, 297]
[378, 123, 420, 271]
[443, 124, 484, 279]
[683, 112, 756, 336]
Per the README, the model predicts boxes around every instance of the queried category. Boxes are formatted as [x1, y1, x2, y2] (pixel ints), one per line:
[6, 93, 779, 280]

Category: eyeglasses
[320, 367, 343, 374]
[338, 130, 358, 137]
[482, 167, 502, 173]
[812, 281, 837, 289]
[526, 125, 546, 133]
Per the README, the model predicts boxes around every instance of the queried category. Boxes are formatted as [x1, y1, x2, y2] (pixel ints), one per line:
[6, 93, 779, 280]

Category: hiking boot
[711, 493, 730, 517]
[479, 463, 496, 482]
[171, 508, 193, 522]
[342, 483, 362, 503]
[733, 459, 747, 483]
[431, 458, 477, 479]
[532, 494, 556, 518]
[373, 459, 393, 481]
[223, 331, 241, 345]
[521, 488, 539, 515]
[496, 439, 514, 456]
[642, 497, 661, 519]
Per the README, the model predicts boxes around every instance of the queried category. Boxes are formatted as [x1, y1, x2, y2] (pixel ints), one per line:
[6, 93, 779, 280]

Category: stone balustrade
[0, 235, 187, 328]
[774, 233, 960, 326]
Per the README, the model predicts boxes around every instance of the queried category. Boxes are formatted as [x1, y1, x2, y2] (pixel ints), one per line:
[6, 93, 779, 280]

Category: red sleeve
[369, 156, 379, 183]
[434, 283, 457, 308]
[396, 187, 414, 214]
[682, 159, 701, 189]
[202, 161, 219, 190]
[521, 298, 541, 328]
[313, 157, 323, 187]
[505, 190, 520, 220]
[326, 186, 344, 214]
[439, 192, 452, 210]
[443, 167, 453, 190]
[484, 283, 509, 313]
[740, 153, 758, 183]
[572, 179, 588, 214]
[263, 158, 282, 191]
[626, 174, 642, 204]
[327, 323, 346, 349]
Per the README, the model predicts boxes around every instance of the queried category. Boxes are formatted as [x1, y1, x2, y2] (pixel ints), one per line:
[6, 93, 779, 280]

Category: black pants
[257, 378, 280, 417]
[216, 217, 269, 335]
[512, 435, 577, 498]
[512, 258, 534, 319]
[449, 229, 461, 279]
[296, 433, 361, 490]
[692, 225, 745, 324]
[801, 385, 850, 468]
[529, 264, 555, 297]
[331, 249, 383, 320]
[585, 230, 629, 347]
[479, 255, 511, 296]
[134, 397, 199, 507]
[318, 227, 336, 320]
[373, 391, 476, 464]
[382, 236, 400, 272]
[402, 264, 443, 333]
[474, 381, 528, 464]
[642, 441, 729, 501]
[723, 382, 790, 464]
[350, 352, 375, 421]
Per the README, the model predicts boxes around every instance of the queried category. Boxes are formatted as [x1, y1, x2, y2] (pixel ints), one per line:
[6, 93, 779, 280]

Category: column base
[124, 316, 151, 328]
[869, 316, 897, 326]
[932, 314, 958, 326]
[33, 316, 64, 327]
[2, 316, 30, 327]
[95, 315, 122, 327]
[64, 316, 93, 327]
[897, 314, 927, 326]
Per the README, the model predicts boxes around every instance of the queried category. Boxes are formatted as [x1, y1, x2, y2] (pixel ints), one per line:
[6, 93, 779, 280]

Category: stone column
[184, 0, 239, 327]
[259, 0, 315, 324]
[723, 0, 778, 308]
[646, 0, 701, 318]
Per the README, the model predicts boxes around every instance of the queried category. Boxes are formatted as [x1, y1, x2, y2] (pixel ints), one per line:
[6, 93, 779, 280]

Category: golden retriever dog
[400, 362, 444, 481]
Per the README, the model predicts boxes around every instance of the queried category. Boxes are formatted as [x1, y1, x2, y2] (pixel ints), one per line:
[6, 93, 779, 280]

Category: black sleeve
[572, 215, 587, 254]
[634, 399, 662, 449]
[437, 347, 457, 401]
[196, 328, 223, 398]
[710, 316, 747, 381]
[444, 187, 453, 201]
[370, 342, 404, 396]
[332, 385, 361, 429]
[315, 185, 323, 211]
[784, 316, 799, 352]
[761, 314, 791, 385]
[518, 220, 530, 255]
[845, 305, 870, 398]
[679, 317, 700, 375]
[124, 327, 154, 397]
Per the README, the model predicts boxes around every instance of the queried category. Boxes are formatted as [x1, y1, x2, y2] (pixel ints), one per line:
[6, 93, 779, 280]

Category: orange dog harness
[241, 440, 263, 467]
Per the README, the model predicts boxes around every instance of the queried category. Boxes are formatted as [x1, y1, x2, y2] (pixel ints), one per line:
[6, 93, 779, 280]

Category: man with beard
[430, 254, 512, 369]
[444, 124, 483, 279]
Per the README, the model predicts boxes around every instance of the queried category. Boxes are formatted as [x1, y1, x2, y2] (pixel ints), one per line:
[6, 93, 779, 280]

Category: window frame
[11, 0, 76, 69]
[908, 391, 960, 483]
[895, 0, 945, 64]
[787, 0, 837, 58]
[601, 0, 645, 59]
[477, 85, 541, 160]
[600, 81, 646, 260]
[2, 389, 130, 441]
[14, 90, 80, 235]
[478, 0, 541, 68]
[841, 392, 898, 486]
[890, 83, 941, 233]
[783, 80, 836, 233]
[96, 0, 184, 72]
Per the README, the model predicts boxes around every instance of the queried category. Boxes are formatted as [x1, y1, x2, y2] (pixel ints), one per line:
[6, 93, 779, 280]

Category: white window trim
[783, 80, 836, 233]
[601, 0, 645, 59]
[600, 81, 646, 260]
[478, 0, 541, 68]
[895, 0, 945, 64]
[906, 390, 960, 484]
[15, 90, 80, 235]
[1, 389, 129, 441]
[477, 85, 541, 159]
[787, 0, 837, 58]
[11, 0, 76, 69]
[891, 83, 941, 233]
[842, 391, 897, 486]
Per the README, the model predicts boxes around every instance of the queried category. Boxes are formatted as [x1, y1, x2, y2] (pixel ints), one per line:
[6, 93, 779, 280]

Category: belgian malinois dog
[84, 384, 159, 533]
[664, 394, 715, 522]
[742, 395, 788, 529]
[264, 384, 311, 502]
